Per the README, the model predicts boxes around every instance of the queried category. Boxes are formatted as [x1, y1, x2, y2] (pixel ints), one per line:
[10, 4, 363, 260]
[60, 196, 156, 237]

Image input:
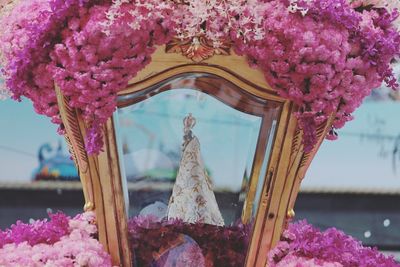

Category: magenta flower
[268, 220, 400, 267]
[0, 212, 70, 248]
[0, 211, 112, 267]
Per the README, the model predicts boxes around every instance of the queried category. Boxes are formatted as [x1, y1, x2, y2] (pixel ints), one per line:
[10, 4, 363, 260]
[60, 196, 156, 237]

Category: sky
[0, 93, 399, 191]
[0, 98, 63, 181]
[303, 100, 400, 190]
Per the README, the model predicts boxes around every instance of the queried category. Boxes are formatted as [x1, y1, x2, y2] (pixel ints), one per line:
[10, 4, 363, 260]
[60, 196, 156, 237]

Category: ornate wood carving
[55, 85, 94, 209]
[56, 85, 131, 266]
[287, 128, 302, 174]
[283, 115, 335, 243]
[55, 88, 89, 173]
[287, 118, 331, 176]
[63, 135, 78, 169]
[291, 128, 302, 155]
[166, 36, 231, 62]
[299, 121, 330, 169]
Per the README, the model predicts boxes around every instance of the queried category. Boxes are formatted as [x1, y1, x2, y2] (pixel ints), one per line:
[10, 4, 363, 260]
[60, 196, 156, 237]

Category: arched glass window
[114, 73, 281, 266]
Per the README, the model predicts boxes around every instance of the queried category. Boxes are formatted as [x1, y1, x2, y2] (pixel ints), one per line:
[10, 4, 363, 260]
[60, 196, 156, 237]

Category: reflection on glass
[253, 120, 277, 216]
[115, 73, 279, 267]
[118, 89, 261, 221]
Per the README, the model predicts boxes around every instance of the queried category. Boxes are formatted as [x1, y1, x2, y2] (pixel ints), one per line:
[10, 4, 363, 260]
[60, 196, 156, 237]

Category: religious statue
[167, 113, 225, 226]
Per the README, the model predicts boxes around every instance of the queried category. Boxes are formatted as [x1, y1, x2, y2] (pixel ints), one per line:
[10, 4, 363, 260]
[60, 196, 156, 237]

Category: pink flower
[0, 212, 112, 267]
[275, 253, 343, 267]
[268, 220, 400, 267]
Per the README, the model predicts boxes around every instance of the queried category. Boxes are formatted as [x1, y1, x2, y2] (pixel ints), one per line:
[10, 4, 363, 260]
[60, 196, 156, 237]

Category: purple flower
[268, 220, 400, 267]
[0, 212, 70, 249]
[128, 215, 250, 267]
[0, 211, 112, 267]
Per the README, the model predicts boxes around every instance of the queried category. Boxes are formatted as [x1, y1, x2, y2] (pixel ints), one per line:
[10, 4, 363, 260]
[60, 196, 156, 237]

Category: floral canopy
[0, 0, 399, 154]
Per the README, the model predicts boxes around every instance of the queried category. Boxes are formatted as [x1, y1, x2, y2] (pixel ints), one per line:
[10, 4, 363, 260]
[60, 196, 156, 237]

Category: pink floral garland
[268, 220, 400, 267]
[49, 1, 176, 153]
[0, 212, 69, 248]
[233, 0, 400, 150]
[1, 211, 397, 266]
[0, 0, 399, 154]
[0, 212, 112, 266]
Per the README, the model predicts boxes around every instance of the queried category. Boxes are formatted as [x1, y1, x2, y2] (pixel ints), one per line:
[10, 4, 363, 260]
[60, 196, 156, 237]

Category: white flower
[288, 0, 310, 16]
[127, 21, 141, 30]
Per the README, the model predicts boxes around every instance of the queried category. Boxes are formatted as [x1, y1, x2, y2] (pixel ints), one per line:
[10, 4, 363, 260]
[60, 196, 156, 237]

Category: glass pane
[253, 120, 277, 216]
[115, 73, 280, 267]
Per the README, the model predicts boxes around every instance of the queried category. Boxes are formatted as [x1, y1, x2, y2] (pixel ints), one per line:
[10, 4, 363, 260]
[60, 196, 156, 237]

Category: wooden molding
[55, 86, 93, 204]
[55, 86, 132, 266]
[126, 45, 272, 93]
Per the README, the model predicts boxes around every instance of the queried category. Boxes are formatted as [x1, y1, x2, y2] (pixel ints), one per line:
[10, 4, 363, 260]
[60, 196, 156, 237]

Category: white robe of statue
[167, 114, 225, 226]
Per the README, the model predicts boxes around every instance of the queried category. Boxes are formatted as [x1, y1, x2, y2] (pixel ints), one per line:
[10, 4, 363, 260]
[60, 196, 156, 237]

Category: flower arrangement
[1, 212, 398, 266]
[0, 211, 70, 248]
[0, 0, 399, 153]
[268, 220, 400, 267]
[233, 0, 400, 149]
[128, 215, 250, 267]
[0, 211, 112, 267]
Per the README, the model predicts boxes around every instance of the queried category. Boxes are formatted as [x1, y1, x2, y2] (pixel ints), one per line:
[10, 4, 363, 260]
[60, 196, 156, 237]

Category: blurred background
[1, 80, 399, 260]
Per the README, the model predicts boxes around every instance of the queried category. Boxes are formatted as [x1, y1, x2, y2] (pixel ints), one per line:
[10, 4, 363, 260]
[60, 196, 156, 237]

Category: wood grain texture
[56, 85, 130, 266]
[246, 101, 295, 267]
[55, 85, 93, 206]
[99, 119, 132, 267]
[252, 114, 334, 267]
[126, 45, 274, 95]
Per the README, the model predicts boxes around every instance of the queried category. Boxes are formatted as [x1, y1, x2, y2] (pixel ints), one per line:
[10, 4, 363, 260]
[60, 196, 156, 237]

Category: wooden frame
[56, 45, 333, 267]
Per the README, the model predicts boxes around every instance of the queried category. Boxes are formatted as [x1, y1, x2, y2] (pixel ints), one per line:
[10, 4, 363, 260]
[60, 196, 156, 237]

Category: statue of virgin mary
[167, 113, 225, 226]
